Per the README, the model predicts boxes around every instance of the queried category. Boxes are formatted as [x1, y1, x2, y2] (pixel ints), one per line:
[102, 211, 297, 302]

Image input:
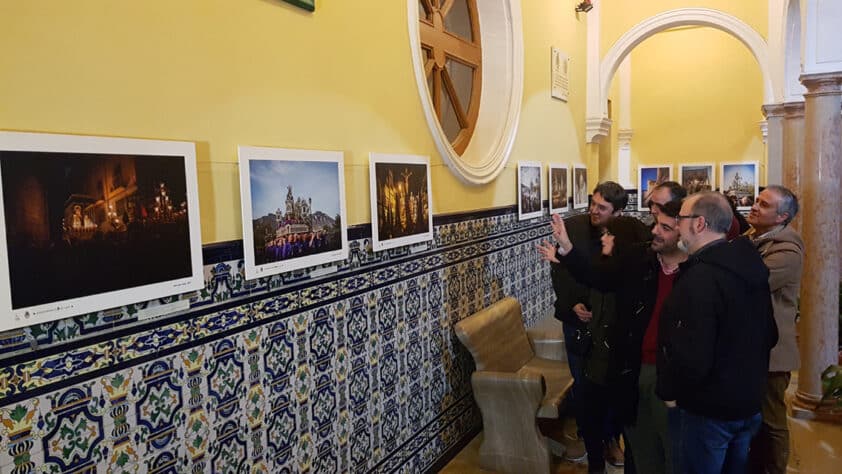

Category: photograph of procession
[638, 165, 672, 210]
[573, 165, 589, 209]
[680, 164, 715, 195]
[0, 132, 203, 330]
[518, 161, 542, 220]
[238, 147, 348, 279]
[721, 162, 759, 210]
[369, 153, 433, 252]
[549, 164, 569, 214]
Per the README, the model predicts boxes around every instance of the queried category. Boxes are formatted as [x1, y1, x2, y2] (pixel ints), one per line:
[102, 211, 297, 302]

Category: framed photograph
[572, 165, 589, 209]
[721, 162, 759, 210]
[238, 146, 348, 280]
[680, 164, 715, 195]
[282, 0, 315, 12]
[518, 161, 543, 220]
[548, 164, 569, 214]
[638, 165, 672, 210]
[369, 153, 433, 252]
[0, 131, 203, 332]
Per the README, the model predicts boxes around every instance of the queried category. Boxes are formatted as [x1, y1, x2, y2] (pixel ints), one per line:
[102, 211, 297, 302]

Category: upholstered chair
[454, 297, 573, 474]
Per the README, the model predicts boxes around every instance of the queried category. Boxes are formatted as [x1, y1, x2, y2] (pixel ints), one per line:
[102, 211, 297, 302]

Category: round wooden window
[418, 0, 482, 155]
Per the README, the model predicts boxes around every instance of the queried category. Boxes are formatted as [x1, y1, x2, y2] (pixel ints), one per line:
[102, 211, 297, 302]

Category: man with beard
[539, 199, 686, 474]
[658, 192, 777, 474]
[543, 181, 649, 472]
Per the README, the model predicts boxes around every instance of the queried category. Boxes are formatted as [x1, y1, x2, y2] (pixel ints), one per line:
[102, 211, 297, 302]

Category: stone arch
[594, 8, 775, 120]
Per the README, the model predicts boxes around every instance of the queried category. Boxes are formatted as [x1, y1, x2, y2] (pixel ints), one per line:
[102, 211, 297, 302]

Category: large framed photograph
[369, 153, 433, 252]
[518, 161, 543, 220]
[0, 131, 203, 332]
[680, 164, 715, 195]
[638, 165, 672, 210]
[548, 164, 569, 214]
[238, 146, 348, 280]
[721, 162, 759, 211]
[572, 165, 589, 210]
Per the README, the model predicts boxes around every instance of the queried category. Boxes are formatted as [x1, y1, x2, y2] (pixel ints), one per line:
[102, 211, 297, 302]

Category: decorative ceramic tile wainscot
[0, 206, 561, 473]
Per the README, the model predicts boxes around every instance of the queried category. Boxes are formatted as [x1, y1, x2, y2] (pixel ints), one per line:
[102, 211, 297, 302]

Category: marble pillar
[795, 72, 842, 408]
[762, 104, 785, 188]
[782, 101, 805, 231]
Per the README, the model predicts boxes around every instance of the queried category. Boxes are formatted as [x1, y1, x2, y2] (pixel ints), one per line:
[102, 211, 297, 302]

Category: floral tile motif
[0, 208, 562, 472]
[39, 383, 105, 473]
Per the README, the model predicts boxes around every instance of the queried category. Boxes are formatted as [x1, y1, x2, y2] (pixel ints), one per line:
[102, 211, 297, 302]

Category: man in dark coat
[540, 197, 686, 474]
[657, 191, 778, 474]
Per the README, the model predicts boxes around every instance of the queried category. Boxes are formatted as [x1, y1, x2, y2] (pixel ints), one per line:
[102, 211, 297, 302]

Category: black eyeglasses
[676, 214, 701, 220]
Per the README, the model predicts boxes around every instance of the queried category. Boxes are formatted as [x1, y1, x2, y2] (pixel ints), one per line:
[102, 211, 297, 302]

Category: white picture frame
[369, 153, 433, 252]
[0, 131, 203, 332]
[238, 146, 348, 280]
[721, 161, 759, 211]
[548, 163, 569, 214]
[572, 164, 589, 209]
[638, 165, 673, 210]
[680, 163, 716, 195]
[518, 161, 543, 220]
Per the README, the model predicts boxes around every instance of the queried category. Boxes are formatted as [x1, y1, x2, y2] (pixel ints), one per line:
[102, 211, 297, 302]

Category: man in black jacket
[657, 191, 778, 474]
[540, 197, 686, 474]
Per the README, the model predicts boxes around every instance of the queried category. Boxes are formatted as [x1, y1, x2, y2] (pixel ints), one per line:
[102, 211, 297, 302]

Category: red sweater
[641, 269, 678, 364]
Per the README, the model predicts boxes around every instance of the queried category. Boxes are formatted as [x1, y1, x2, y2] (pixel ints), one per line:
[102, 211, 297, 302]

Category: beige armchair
[454, 297, 573, 474]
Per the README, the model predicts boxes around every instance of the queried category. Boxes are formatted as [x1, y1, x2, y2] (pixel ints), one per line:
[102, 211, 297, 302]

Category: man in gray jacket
[745, 185, 804, 474]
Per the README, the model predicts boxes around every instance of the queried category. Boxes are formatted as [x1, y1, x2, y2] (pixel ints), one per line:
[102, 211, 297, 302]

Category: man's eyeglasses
[676, 214, 702, 220]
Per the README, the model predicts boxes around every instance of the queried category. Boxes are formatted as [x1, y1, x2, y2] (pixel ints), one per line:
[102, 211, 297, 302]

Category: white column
[616, 57, 633, 188]
[762, 104, 785, 187]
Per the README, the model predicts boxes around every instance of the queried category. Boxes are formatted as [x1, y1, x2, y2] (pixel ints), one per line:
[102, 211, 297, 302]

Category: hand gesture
[572, 303, 593, 323]
[550, 214, 573, 253]
[536, 240, 560, 263]
[600, 231, 615, 256]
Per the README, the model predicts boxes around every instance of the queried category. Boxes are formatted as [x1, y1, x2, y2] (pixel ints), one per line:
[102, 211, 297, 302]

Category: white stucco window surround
[408, 0, 524, 185]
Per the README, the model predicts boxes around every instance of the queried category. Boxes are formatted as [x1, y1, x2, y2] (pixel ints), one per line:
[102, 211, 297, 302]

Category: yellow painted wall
[600, 0, 768, 52]
[596, 1, 768, 188]
[628, 27, 765, 186]
[0, 0, 588, 243]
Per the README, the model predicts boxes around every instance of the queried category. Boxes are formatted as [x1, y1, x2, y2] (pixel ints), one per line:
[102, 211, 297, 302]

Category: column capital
[586, 117, 612, 144]
[800, 72, 842, 96]
[617, 128, 634, 143]
[762, 103, 786, 118]
[783, 101, 805, 119]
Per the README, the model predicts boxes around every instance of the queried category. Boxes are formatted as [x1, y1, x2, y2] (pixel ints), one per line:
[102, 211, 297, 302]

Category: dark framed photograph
[238, 146, 348, 280]
[548, 163, 569, 214]
[680, 163, 715, 195]
[369, 153, 433, 252]
[0, 132, 203, 331]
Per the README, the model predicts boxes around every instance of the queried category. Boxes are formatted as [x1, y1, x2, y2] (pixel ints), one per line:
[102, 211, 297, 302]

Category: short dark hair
[690, 192, 733, 234]
[653, 181, 687, 203]
[592, 181, 628, 212]
[659, 199, 682, 219]
[765, 185, 799, 225]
